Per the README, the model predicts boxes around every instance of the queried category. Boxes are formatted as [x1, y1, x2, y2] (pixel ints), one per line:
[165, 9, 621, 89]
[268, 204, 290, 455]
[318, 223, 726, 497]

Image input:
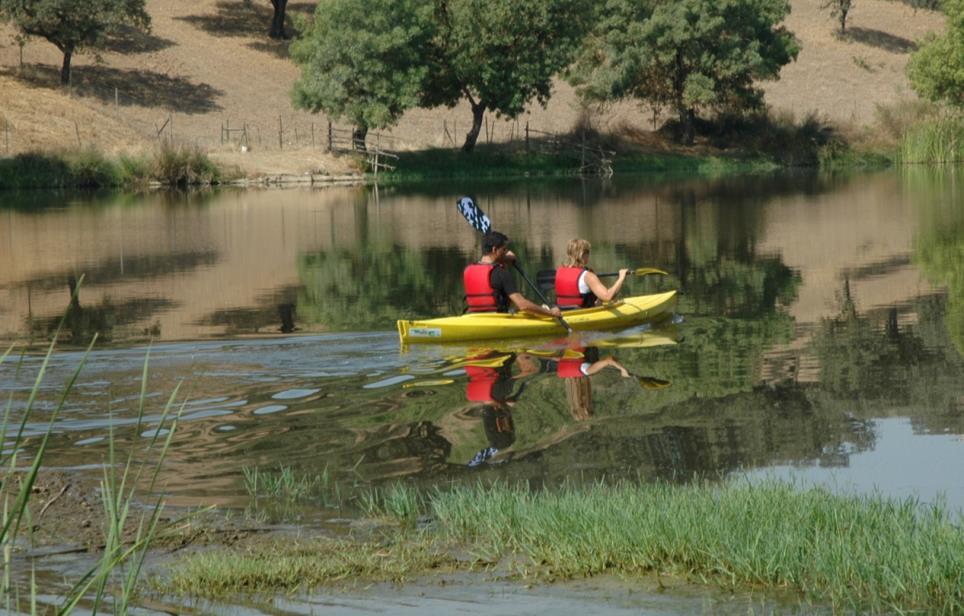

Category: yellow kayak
[397, 290, 677, 344]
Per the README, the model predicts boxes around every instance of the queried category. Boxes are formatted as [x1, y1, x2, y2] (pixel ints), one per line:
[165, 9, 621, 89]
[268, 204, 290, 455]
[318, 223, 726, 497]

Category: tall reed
[1, 278, 186, 613]
[899, 118, 964, 164]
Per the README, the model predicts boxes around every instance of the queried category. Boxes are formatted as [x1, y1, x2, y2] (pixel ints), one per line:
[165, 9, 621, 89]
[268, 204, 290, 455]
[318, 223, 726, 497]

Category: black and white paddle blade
[456, 196, 491, 234]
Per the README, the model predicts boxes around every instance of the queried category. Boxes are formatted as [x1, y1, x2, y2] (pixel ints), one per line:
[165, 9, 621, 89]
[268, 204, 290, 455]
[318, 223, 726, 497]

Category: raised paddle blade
[456, 196, 491, 234]
[633, 267, 669, 277]
[598, 267, 670, 278]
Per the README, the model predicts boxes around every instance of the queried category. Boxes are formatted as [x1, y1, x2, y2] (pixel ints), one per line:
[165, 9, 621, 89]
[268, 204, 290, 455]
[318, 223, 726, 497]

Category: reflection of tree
[296, 247, 467, 329]
[811, 280, 963, 421]
[30, 276, 171, 344]
[673, 191, 801, 318]
[911, 166, 964, 354]
[814, 280, 920, 403]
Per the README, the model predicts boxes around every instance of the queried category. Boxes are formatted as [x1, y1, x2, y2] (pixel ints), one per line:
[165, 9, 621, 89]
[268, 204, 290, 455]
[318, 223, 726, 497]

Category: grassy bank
[378, 112, 896, 182]
[160, 480, 963, 612]
[0, 145, 225, 190]
[382, 145, 778, 182]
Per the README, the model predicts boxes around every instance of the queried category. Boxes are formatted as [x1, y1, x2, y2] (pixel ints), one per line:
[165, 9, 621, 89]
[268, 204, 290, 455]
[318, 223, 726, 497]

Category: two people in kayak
[464, 230, 562, 317]
[464, 232, 628, 314]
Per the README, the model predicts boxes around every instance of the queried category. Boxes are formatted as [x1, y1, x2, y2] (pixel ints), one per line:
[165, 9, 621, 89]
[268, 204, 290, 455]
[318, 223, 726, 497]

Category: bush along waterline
[0, 145, 226, 190]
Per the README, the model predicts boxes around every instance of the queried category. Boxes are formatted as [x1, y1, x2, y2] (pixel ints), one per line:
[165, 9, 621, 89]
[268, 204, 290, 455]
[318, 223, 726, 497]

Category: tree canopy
[907, 0, 964, 109]
[428, 0, 593, 151]
[290, 0, 435, 144]
[0, 0, 150, 85]
[569, 0, 799, 144]
[289, 0, 591, 152]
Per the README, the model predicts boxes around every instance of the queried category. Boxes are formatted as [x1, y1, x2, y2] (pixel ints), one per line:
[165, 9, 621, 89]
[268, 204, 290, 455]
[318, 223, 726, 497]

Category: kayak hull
[397, 290, 677, 344]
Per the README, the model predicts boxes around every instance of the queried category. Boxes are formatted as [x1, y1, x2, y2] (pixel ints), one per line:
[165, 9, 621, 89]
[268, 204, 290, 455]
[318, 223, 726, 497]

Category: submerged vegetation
[0, 144, 224, 190]
[160, 480, 964, 613]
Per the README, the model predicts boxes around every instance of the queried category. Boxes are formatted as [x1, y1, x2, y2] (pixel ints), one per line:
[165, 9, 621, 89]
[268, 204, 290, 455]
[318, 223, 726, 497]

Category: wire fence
[0, 82, 615, 175]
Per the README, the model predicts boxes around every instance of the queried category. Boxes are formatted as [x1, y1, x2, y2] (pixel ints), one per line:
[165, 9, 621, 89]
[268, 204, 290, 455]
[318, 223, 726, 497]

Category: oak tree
[570, 0, 799, 144]
[0, 0, 150, 85]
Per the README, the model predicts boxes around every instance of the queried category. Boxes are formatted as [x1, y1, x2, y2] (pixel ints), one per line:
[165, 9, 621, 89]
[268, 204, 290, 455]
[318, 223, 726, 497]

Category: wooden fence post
[311, 122, 315, 148]
[327, 120, 333, 151]
[278, 116, 283, 150]
[525, 121, 529, 153]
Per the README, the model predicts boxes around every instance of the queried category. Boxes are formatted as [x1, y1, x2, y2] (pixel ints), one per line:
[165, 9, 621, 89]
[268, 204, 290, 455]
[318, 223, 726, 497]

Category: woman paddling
[555, 239, 629, 308]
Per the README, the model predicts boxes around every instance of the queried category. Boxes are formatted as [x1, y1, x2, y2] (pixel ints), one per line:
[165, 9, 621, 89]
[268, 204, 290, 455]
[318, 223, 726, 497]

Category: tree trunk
[462, 102, 485, 152]
[678, 107, 695, 145]
[839, 9, 848, 35]
[60, 48, 73, 86]
[269, 0, 288, 39]
[352, 125, 368, 152]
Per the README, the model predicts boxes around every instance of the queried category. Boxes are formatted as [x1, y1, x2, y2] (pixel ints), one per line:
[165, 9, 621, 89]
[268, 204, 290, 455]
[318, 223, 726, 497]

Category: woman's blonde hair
[564, 238, 591, 267]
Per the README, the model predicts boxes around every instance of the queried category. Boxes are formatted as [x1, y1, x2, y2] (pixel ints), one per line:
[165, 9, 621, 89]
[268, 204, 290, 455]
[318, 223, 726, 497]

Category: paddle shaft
[513, 264, 572, 333]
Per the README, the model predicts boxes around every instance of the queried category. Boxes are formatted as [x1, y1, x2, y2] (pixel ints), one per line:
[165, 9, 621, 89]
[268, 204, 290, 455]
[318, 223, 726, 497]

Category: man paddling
[464, 231, 562, 318]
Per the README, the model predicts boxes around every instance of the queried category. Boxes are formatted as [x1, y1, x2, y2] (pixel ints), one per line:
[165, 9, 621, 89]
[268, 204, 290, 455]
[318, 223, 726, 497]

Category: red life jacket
[555, 267, 595, 308]
[464, 263, 507, 312]
[557, 357, 589, 378]
[465, 365, 497, 401]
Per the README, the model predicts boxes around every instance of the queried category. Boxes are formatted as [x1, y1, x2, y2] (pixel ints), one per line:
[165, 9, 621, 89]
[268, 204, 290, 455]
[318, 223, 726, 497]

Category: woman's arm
[584, 269, 629, 302]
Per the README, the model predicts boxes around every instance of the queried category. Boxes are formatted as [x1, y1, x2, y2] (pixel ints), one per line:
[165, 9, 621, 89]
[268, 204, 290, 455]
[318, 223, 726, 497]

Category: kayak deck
[397, 290, 677, 344]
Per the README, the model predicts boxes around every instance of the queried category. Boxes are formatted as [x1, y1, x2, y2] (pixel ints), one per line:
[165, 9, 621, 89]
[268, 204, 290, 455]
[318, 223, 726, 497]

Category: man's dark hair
[482, 231, 509, 254]
[584, 347, 600, 363]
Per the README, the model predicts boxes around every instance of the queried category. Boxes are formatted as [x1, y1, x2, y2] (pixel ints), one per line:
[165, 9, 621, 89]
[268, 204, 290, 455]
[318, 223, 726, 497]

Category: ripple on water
[253, 405, 288, 416]
[187, 396, 231, 406]
[141, 428, 170, 439]
[74, 436, 105, 446]
[181, 409, 235, 421]
[363, 375, 415, 389]
[271, 388, 321, 400]
[215, 425, 237, 432]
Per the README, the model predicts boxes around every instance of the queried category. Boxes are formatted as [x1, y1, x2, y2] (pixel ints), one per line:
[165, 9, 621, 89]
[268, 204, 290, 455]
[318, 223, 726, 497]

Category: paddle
[536, 267, 669, 290]
[456, 196, 572, 333]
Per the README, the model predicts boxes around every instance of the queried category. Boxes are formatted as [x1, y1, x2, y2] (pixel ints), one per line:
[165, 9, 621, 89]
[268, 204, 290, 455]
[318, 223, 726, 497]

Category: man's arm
[508, 292, 562, 317]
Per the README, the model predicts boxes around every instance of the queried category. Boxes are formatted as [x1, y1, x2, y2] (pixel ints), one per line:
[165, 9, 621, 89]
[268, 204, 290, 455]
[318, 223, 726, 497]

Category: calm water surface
[1, 169, 963, 514]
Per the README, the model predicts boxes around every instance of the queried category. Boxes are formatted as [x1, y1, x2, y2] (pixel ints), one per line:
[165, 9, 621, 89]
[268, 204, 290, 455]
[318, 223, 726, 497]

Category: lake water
[2, 168, 963, 516]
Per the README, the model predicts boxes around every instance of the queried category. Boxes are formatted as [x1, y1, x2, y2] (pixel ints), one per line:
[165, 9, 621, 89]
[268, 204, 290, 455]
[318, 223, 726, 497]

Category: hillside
[0, 0, 946, 176]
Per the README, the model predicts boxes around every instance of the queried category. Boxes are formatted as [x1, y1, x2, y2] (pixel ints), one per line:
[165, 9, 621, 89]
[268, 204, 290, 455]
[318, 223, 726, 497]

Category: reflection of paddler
[464, 351, 539, 467]
[554, 345, 631, 421]
[462, 351, 539, 402]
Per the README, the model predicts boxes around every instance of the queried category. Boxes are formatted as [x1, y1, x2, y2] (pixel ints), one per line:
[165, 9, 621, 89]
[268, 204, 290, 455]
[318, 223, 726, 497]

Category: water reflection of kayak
[405, 326, 679, 366]
[397, 290, 677, 344]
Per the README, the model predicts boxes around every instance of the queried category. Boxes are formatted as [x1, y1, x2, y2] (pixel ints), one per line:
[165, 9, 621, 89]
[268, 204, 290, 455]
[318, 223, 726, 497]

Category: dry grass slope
[0, 0, 946, 176]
